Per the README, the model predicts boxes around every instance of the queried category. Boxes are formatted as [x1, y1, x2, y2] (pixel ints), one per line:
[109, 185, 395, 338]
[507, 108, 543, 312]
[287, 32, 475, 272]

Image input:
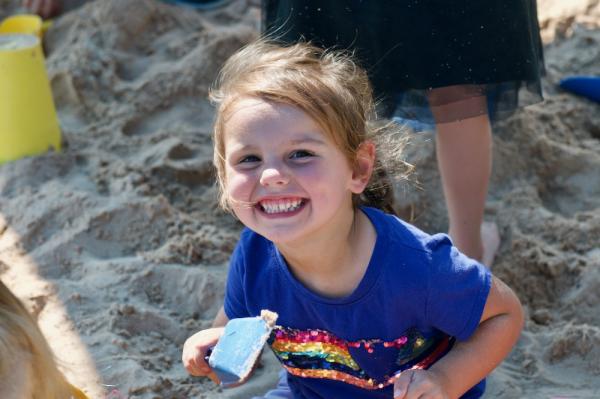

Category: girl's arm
[212, 305, 229, 327]
[394, 276, 524, 399]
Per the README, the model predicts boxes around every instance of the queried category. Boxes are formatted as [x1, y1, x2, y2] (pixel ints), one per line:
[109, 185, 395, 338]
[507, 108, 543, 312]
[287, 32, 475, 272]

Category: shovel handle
[204, 347, 220, 385]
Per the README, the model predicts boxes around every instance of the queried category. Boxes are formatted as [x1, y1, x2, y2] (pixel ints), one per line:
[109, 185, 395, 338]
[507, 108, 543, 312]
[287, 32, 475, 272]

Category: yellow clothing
[69, 384, 89, 399]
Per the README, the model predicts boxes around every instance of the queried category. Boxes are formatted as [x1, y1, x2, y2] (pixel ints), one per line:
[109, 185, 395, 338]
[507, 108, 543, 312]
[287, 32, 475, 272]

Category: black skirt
[263, 0, 545, 122]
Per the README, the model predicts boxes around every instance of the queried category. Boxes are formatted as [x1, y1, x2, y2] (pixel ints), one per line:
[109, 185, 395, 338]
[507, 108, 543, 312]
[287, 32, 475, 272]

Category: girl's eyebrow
[231, 136, 327, 151]
[288, 136, 327, 146]
[230, 143, 258, 151]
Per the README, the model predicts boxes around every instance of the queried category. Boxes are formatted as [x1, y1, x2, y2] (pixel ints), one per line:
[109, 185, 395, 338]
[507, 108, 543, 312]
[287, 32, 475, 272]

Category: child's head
[0, 280, 74, 399]
[210, 41, 411, 232]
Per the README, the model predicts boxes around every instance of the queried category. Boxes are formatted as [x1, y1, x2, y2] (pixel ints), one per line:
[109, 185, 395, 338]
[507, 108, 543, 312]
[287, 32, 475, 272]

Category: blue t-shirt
[224, 206, 491, 399]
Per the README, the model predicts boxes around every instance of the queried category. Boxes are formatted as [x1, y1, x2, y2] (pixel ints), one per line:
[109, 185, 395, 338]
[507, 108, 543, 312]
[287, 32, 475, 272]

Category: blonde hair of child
[0, 280, 75, 399]
[210, 40, 412, 214]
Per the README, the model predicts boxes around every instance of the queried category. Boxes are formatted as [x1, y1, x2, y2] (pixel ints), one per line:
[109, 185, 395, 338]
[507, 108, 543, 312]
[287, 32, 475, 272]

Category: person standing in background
[262, 0, 545, 266]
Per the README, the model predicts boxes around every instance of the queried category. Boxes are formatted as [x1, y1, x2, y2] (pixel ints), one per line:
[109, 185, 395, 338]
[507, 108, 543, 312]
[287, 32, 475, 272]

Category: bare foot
[22, 0, 62, 19]
[481, 221, 500, 268]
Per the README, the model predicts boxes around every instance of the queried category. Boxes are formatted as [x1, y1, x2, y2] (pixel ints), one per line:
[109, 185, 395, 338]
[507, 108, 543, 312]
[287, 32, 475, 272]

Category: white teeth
[260, 199, 302, 214]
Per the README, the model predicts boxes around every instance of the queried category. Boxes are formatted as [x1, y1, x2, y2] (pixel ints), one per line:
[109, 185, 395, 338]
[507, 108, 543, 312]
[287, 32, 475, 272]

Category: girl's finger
[194, 353, 210, 372]
[188, 354, 211, 376]
[404, 373, 430, 399]
[185, 359, 203, 376]
[393, 371, 413, 398]
[182, 354, 198, 374]
[404, 387, 425, 399]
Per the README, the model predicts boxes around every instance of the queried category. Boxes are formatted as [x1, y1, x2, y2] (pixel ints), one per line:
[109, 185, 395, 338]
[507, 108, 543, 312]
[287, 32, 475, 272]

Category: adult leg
[428, 86, 499, 265]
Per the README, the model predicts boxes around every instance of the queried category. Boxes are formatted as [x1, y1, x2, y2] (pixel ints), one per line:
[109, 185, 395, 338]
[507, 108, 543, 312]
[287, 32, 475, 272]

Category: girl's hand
[181, 327, 224, 377]
[393, 369, 449, 399]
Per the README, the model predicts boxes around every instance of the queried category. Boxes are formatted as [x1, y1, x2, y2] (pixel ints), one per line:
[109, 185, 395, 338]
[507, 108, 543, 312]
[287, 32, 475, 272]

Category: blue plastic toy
[559, 76, 600, 104]
[162, 0, 233, 10]
[208, 310, 278, 387]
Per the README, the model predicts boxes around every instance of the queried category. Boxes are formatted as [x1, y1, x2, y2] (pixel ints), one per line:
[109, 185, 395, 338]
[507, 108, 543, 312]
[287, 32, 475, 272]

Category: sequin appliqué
[268, 326, 454, 390]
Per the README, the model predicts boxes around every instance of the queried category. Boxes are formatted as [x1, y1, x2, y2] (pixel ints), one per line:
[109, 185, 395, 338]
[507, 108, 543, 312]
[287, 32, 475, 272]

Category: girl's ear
[349, 141, 376, 194]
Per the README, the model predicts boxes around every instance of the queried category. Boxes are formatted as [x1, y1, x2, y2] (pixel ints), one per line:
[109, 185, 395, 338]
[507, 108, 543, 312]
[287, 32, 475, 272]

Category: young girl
[182, 41, 524, 399]
[0, 280, 88, 399]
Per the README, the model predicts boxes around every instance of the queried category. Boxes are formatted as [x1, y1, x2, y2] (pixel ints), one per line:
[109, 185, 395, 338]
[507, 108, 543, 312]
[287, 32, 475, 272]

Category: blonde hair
[0, 280, 76, 399]
[210, 40, 412, 214]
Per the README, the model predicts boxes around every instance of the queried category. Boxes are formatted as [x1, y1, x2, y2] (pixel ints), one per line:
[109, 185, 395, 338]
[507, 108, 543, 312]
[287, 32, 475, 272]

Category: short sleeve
[223, 237, 251, 320]
[424, 234, 492, 341]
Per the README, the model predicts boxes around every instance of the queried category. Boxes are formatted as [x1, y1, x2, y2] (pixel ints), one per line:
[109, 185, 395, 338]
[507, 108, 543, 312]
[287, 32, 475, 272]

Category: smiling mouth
[257, 198, 306, 214]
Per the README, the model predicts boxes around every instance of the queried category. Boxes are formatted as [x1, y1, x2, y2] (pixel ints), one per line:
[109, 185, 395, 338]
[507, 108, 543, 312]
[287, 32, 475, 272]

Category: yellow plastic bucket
[0, 34, 61, 164]
[0, 14, 43, 38]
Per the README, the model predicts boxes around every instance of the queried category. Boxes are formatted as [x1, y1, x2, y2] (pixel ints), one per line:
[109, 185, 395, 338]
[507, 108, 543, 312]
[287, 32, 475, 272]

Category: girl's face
[222, 97, 368, 245]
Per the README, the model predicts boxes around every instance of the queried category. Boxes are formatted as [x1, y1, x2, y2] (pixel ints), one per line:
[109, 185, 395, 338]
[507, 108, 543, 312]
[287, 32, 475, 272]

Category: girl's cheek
[226, 173, 254, 199]
[294, 163, 330, 184]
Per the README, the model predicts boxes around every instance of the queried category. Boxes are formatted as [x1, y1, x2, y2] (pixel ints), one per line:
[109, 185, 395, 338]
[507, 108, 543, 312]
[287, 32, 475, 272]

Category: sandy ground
[0, 0, 599, 398]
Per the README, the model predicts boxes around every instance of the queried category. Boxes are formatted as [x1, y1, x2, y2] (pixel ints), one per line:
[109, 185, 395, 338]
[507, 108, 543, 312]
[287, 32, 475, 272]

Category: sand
[0, 0, 599, 398]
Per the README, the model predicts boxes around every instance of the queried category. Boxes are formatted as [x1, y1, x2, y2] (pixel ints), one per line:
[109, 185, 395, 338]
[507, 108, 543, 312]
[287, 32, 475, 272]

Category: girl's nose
[259, 167, 290, 187]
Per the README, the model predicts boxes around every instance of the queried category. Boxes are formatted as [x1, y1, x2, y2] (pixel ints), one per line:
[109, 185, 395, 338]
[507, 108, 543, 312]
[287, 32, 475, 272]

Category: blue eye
[239, 155, 260, 164]
[290, 150, 314, 159]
